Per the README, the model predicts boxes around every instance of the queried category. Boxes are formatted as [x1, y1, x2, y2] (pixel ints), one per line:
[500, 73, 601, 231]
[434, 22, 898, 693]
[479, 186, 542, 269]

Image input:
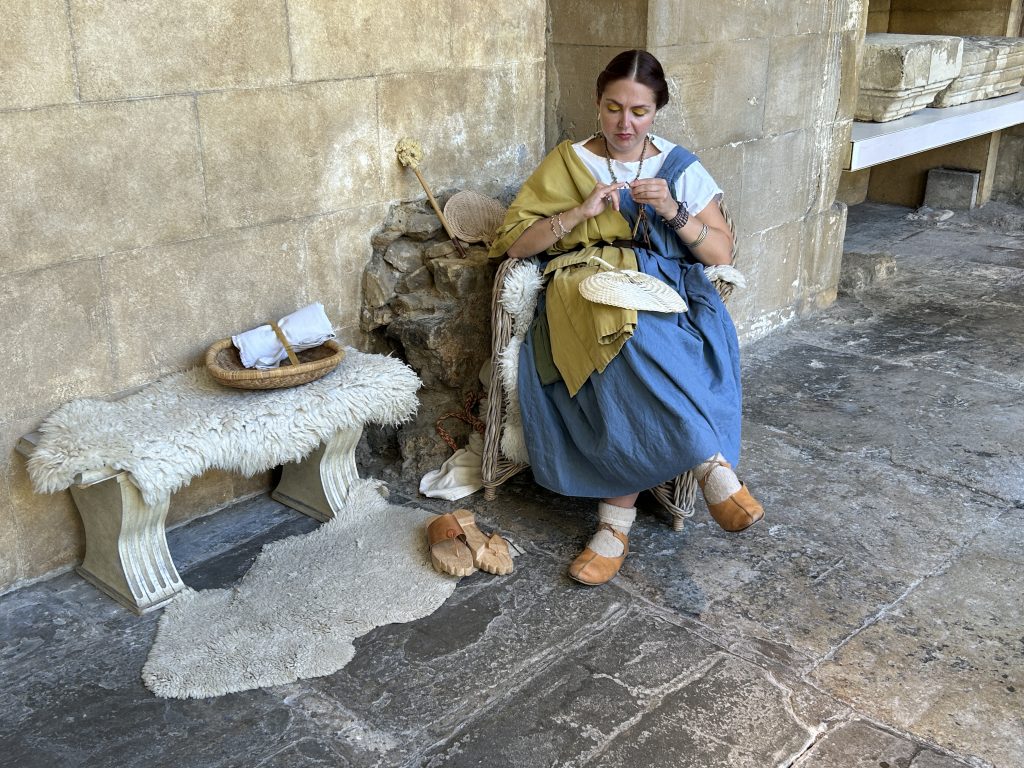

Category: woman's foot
[568, 501, 635, 586]
[569, 525, 629, 585]
[696, 455, 764, 532]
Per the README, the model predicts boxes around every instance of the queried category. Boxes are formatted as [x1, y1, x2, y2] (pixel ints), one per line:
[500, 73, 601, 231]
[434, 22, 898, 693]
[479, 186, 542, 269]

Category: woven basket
[443, 191, 507, 245]
[205, 334, 344, 390]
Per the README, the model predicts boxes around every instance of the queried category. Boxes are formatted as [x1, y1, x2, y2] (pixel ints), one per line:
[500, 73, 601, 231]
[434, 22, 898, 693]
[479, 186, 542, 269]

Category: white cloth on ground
[419, 432, 484, 501]
[232, 303, 336, 370]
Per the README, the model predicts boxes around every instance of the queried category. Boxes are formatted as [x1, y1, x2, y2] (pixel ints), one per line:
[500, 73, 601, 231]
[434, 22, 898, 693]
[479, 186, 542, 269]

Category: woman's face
[596, 78, 658, 160]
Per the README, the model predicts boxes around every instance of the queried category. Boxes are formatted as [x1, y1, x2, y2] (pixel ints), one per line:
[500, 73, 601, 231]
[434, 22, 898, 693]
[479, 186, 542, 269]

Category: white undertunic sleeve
[674, 161, 723, 216]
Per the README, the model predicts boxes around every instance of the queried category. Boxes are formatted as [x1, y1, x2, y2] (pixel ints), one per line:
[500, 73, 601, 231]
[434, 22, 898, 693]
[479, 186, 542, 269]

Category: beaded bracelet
[686, 223, 709, 248]
[665, 200, 689, 231]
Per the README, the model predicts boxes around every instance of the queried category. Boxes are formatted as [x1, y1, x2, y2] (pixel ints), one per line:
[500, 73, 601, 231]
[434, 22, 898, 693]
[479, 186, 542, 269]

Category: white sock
[696, 453, 742, 505]
[586, 501, 636, 558]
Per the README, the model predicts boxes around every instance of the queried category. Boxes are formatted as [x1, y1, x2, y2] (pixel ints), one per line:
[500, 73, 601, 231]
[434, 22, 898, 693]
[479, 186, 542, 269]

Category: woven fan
[579, 255, 687, 313]
[443, 191, 507, 245]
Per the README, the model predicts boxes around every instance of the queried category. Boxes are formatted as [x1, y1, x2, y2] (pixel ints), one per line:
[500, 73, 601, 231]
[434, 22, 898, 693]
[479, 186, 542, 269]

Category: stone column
[547, 0, 862, 335]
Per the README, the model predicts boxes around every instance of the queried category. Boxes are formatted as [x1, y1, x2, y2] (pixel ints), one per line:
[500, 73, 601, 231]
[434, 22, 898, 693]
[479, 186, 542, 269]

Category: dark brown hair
[596, 50, 670, 109]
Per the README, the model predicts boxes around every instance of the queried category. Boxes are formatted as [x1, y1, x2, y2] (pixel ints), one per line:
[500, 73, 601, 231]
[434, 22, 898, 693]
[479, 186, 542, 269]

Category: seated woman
[488, 49, 763, 586]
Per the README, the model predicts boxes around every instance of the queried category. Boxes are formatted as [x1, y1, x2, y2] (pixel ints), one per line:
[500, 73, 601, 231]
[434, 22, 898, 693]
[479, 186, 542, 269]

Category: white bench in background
[18, 349, 419, 614]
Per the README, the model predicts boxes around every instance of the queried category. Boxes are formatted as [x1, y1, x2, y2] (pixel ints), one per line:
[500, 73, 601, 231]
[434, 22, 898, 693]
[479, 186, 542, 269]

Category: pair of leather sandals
[426, 509, 514, 577]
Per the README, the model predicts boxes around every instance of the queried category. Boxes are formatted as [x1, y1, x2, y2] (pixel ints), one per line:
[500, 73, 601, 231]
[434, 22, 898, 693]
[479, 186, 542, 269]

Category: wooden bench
[17, 349, 419, 615]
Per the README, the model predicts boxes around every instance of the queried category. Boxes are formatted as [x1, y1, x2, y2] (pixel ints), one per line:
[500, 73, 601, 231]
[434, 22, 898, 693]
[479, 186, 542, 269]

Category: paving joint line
[805, 533, 978, 677]
[397, 602, 633, 767]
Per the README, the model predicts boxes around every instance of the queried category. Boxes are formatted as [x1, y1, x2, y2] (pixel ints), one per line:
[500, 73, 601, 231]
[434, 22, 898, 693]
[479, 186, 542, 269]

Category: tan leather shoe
[698, 460, 764, 532]
[568, 524, 629, 586]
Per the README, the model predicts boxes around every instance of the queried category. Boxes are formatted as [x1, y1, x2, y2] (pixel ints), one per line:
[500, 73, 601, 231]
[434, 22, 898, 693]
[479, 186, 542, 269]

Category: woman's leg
[694, 454, 741, 504]
[605, 492, 639, 508]
[568, 492, 639, 586]
[694, 453, 764, 532]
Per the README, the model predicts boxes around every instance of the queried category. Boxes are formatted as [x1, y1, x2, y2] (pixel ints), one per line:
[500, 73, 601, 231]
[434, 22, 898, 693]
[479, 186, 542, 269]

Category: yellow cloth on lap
[489, 141, 638, 396]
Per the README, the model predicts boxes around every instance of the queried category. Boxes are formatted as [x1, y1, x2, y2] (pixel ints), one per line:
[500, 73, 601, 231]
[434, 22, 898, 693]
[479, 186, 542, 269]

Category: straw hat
[443, 191, 507, 245]
[579, 256, 687, 313]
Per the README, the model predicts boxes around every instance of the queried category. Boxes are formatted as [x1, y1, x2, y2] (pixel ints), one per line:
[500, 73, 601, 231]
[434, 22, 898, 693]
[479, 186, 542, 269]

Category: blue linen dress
[517, 145, 742, 498]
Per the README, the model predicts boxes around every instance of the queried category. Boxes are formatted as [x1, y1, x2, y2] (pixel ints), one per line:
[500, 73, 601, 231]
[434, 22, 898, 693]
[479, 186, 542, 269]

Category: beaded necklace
[603, 134, 649, 183]
[604, 134, 652, 246]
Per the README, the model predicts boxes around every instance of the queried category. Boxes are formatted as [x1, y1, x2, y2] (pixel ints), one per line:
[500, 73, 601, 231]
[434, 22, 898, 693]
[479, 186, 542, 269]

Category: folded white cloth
[419, 432, 484, 501]
[232, 303, 336, 370]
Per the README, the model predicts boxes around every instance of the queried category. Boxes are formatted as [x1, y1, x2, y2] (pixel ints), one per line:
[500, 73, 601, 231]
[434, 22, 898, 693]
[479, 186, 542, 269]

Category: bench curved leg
[272, 427, 363, 522]
[69, 474, 184, 614]
[320, 427, 362, 518]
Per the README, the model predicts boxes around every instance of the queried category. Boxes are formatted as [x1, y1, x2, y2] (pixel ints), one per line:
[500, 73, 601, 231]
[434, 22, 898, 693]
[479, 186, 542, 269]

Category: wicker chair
[481, 201, 740, 531]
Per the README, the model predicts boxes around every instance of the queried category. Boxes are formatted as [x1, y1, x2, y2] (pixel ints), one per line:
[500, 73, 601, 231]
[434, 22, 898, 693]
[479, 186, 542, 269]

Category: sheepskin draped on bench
[23, 348, 420, 614]
[28, 349, 419, 507]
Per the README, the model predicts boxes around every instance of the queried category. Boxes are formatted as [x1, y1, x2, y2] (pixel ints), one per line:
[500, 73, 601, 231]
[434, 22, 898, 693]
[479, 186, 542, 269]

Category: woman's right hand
[577, 182, 629, 220]
[506, 182, 626, 259]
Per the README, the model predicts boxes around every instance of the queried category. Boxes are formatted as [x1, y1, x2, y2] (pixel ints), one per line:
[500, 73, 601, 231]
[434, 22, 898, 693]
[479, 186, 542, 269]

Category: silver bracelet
[685, 223, 709, 248]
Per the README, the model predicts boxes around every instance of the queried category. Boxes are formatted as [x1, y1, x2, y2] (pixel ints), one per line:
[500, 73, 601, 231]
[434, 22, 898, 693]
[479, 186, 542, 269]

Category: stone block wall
[993, 124, 1024, 202]
[549, 0, 864, 340]
[868, 0, 894, 31]
[0, 0, 546, 591]
[886, 0, 1022, 37]
[361, 199, 497, 477]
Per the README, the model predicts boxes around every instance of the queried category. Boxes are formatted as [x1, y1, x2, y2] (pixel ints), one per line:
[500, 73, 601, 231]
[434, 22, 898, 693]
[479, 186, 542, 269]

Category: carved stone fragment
[856, 34, 964, 122]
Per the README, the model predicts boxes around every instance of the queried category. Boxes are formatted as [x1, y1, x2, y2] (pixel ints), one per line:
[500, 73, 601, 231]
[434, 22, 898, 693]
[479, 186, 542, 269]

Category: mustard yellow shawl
[489, 141, 638, 396]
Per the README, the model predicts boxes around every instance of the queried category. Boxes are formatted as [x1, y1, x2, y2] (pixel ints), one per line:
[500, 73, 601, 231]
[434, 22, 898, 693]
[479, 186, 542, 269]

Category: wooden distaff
[395, 138, 468, 258]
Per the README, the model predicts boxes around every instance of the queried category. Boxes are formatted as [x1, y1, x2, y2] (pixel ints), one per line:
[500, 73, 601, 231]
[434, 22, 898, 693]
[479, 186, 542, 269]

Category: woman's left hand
[628, 178, 676, 220]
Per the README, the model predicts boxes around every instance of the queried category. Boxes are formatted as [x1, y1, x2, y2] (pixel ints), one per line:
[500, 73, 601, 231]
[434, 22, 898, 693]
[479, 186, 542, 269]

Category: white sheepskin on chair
[495, 261, 544, 465]
[500, 261, 544, 337]
[497, 337, 529, 464]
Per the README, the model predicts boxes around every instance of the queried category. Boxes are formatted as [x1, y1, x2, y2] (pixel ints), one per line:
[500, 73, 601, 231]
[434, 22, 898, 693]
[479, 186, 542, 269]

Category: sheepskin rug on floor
[142, 480, 456, 699]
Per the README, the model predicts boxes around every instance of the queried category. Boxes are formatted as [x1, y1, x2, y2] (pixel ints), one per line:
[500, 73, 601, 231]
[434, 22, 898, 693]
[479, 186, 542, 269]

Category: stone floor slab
[413, 609, 724, 767]
[292, 553, 638, 765]
[588, 654, 828, 767]
[796, 719, 972, 767]
[743, 340, 1024, 504]
[619, 430, 1004, 671]
[812, 517, 1024, 768]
